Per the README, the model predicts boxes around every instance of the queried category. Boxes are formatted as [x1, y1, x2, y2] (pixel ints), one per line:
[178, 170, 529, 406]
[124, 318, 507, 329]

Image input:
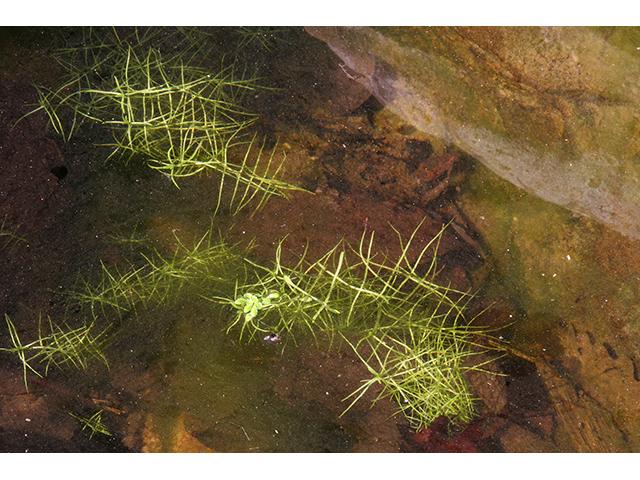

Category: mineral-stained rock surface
[307, 27, 640, 240]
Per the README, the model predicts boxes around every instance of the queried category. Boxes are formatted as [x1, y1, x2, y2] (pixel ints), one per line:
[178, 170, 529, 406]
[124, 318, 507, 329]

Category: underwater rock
[141, 411, 215, 453]
[307, 27, 640, 239]
[535, 356, 630, 452]
[553, 321, 640, 451]
[0, 393, 77, 445]
[411, 415, 482, 452]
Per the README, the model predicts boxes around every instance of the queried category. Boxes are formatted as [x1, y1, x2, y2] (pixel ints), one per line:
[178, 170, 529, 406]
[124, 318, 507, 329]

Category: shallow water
[1, 27, 640, 453]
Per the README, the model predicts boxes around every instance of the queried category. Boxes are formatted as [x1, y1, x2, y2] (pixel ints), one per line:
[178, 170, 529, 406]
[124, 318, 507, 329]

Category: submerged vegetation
[26, 27, 305, 214]
[1, 27, 499, 441]
[341, 323, 480, 427]
[208, 222, 489, 427]
[1, 219, 492, 428]
[213, 222, 464, 343]
[68, 228, 243, 318]
[54, 219, 489, 428]
[0, 216, 27, 252]
[1, 314, 109, 392]
[234, 27, 291, 53]
[69, 409, 112, 439]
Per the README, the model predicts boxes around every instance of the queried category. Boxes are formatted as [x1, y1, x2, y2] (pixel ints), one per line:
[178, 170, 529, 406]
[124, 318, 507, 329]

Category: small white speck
[567, 254, 571, 260]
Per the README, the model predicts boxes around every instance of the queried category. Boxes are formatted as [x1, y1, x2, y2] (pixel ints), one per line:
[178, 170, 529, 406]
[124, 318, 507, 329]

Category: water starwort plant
[70, 409, 112, 439]
[207, 221, 493, 427]
[1, 314, 110, 392]
[23, 27, 305, 215]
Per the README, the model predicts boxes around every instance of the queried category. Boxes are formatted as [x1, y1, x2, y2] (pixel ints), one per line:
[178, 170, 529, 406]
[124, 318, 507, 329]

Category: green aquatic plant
[63, 219, 495, 429]
[64, 218, 493, 428]
[70, 409, 112, 439]
[233, 27, 291, 52]
[1, 314, 110, 392]
[232, 291, 281, 326]
[210, 238, 352, 343]
[209, 221, 492, 427]
[25, 27, 305, 215]
[0, 216, 28, 252]
[31, 28, 195, 141]
[212, 220, 466, 344]
[69, 227, 243, 318]
[340, 307, 485, 428]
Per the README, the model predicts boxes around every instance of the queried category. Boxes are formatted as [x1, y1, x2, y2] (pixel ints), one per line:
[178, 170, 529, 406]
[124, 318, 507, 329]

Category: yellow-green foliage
[1, 314, 109, 392]
[69, 228, 243, 317]
[0, 216, 27, 252]
[4, 28, 494, 429]
[28, 27, 305, 214]
[69, 410, 112, 439]
[209, 222, 490, 427]
[59, 220, 493, 428]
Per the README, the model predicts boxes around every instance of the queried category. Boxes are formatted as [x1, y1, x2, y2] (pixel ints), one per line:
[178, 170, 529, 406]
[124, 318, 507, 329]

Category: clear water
[2, 26, 639, 453]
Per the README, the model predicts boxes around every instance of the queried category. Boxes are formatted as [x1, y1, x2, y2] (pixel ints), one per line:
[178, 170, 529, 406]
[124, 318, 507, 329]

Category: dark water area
[1, 26, 639, 453]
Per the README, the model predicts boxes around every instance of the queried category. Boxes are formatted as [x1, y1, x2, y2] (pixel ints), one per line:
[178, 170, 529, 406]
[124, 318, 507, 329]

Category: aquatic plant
[25, 27, 305, 214]
[233, 27, 291, 53]
[208, 222, 491, 427]
[69, 227, 243, 318]
[63, 218, 494, 428]
[340, 311, 482, 428]
[212, 221, 465, 343]
[69, 409, 112, 439]
[0, 216, 28, 252]
[0, 314, 110, 392]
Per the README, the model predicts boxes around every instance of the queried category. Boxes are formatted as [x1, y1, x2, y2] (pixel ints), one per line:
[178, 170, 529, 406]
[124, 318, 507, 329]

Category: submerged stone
[307, 27, 640, 239]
